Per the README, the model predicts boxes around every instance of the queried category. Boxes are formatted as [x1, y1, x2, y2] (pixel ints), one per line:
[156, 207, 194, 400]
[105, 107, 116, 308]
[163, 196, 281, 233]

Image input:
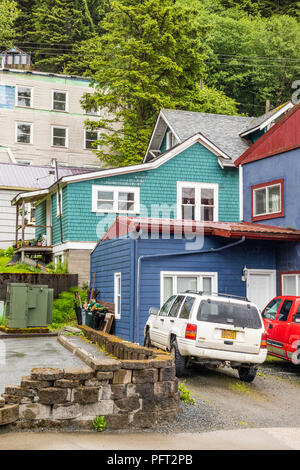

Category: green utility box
[5, 283, 53, 328]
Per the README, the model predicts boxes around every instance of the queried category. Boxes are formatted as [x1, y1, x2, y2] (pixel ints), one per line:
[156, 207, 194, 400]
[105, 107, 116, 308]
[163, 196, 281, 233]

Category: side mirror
[149, 307, 159, 316]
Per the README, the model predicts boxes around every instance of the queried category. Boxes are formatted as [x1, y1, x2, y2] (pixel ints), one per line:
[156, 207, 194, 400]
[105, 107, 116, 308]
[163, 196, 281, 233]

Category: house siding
[91, 233, 278, 345]
[91, 237, 135, 342]
[35, 200, 47, 239]
[243, 148, 300, 228]
[60, 142, 240, 246]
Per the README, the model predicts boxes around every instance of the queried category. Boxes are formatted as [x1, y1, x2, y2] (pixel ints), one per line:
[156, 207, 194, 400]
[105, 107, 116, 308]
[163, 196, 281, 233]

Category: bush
[51, 286, 88, 326]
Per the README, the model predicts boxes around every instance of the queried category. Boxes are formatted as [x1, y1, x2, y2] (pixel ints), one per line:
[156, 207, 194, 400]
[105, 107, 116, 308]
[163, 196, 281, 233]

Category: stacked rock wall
[0, 328, 179, 430]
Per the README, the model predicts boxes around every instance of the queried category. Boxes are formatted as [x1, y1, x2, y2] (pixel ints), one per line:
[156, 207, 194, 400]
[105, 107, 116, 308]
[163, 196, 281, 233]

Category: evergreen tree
[74, 0, 238, 167]
[219, 0, 300, 17]
[0, 0, 19, 46]
[29, 0, 96, 72]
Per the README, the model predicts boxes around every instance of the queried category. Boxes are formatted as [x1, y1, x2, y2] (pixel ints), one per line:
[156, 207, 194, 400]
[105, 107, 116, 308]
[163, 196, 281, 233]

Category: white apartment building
[0, 68, 104, 168]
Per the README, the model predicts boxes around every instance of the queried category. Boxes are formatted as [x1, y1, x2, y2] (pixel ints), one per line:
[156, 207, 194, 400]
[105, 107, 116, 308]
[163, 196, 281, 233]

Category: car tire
[170, 339, 187, 377]
[144, 330, 152, 348]
[238, 366, 257, 383]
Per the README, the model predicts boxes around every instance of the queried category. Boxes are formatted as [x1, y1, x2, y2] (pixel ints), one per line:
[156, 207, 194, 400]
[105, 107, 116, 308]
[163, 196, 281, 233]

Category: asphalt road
[0, 337, 84, 394]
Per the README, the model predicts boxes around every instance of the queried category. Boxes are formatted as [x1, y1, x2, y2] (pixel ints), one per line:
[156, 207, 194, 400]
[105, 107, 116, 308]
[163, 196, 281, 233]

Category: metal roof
[0, 162, 95, 190]
[99, 216, 300, 244]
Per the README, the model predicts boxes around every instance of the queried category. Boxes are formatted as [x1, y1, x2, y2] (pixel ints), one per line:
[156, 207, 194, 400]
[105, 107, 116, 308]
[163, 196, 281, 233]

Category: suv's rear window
[197, 300, 262, 329]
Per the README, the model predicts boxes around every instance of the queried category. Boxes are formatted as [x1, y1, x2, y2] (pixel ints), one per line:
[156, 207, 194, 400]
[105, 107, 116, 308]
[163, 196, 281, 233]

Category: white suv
[144, 292, 267, 382]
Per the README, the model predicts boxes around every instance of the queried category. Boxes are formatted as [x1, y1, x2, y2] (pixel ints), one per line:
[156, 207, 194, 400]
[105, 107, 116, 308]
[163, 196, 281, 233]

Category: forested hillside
[2, 0, 299, 165]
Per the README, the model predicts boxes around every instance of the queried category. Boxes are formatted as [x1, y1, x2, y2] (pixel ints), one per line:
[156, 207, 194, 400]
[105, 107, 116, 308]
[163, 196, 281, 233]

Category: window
[25, 203, 36, 225]
[85, 130, 99, 149]
[85, 107, 100, 116]
[92, 185, 140, 214]
[252, 179, 284, 221]
[114, 273, 121, 319]
[261, 298, 282, 320]
[278, 300, 293, 322]
[282, 273, 300, 296]
[159, 295, 176, 317]
[179, 296, 195, 320]
[16, 86, 33, 107]
[52, 126, 68, 147]
[52, 91, 68, 112]
[161, 271, 218, 305]
[197, 300, 262, 329]
[177, 182, 218, 222]
[16, 122, 32, 144]
[168, 295, 185, 318]
[166, 130, 178, 150]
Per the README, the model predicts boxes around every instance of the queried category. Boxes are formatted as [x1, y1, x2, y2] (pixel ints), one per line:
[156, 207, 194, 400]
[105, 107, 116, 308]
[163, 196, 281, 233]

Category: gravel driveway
[155, 356, 300, 434]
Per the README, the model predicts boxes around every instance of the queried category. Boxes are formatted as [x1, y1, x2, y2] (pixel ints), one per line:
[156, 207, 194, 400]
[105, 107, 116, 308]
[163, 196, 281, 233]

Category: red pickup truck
[261, 296, 300, 363]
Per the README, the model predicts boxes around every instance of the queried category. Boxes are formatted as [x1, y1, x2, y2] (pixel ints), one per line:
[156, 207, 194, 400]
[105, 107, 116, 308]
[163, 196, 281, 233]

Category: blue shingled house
[12, 105, 292, 285]
[90, 216, 300, 344]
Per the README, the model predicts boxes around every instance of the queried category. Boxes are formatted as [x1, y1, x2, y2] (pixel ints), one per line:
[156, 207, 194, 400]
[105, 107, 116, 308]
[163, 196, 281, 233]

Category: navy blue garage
[90, 216, 300, 345]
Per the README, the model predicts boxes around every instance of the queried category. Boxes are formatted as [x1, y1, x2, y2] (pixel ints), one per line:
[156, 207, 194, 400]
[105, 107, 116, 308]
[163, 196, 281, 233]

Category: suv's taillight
[260, 332, 267, 349]
[185, 323, 197, 340]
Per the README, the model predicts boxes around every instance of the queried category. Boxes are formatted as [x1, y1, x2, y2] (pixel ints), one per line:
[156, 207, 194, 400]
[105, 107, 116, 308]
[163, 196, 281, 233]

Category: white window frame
[92, 185, 140, 214]
[52, 126, 68, 148]
[160, 271, 218, 306]
[282, 274, 300, 296]
[56, 187, 63, 217]
[114, 272, 121, 319]
[84, 129, 100, 150]
[24, 203, 36, 226]
[166, 130, 177, 150]
[253, 182, 282, 217]
[15, 85, 33, 108]
[177, 181, 219, 222]
[52, 89, 68, 112]
[15, 122, 33, 145]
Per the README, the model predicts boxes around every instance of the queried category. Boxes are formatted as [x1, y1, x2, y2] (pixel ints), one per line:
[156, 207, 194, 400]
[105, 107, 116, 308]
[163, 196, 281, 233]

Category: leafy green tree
[197, 8, 300, 115]
[219, 0, 300, 17]
[74, 0, 237, 167]
[0, 0, 19, 45]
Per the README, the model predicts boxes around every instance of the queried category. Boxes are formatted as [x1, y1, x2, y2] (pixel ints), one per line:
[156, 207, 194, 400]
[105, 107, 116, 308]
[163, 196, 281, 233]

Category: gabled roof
[235, 104, 300, 167]
[11, 133, 233, 205]
[239, 102, 293, 137]
[99, 216, 300, 245]
[0, 162, 94, 191]
[144, 108, 253, 163]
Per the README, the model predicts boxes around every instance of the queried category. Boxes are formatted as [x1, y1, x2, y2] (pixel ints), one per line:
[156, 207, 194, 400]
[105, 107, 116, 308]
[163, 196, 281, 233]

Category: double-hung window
[252, 179, 284, 221]
[52, 90, 68, 112]
[282, 273, 300, 296]
[92, 185, 140, 214]
[85, 130, 99, 149]
[177, 182, 218, 222]
[52, 126, 68, 147]
[16, 86, 33, 108]
[160, 271, 218, 305]
[16, 122, 33, 144]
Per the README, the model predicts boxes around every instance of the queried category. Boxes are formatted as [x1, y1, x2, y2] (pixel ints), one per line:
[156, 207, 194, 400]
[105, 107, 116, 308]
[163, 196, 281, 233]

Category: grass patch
[264, 355, 285, 364]
[0, 256, 42, 273]
[228, 382, 251, 393]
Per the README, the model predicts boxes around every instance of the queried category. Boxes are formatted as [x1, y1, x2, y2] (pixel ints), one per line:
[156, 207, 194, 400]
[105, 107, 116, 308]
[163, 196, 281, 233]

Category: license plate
[221, 330, 237, 340]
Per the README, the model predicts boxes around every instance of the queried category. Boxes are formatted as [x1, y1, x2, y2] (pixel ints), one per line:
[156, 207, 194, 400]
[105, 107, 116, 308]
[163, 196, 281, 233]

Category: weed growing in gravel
[178, 383, 196, 405]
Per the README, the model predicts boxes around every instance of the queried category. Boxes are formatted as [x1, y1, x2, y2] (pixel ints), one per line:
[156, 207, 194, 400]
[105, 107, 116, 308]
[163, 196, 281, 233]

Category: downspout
[134, 235, 246, 343]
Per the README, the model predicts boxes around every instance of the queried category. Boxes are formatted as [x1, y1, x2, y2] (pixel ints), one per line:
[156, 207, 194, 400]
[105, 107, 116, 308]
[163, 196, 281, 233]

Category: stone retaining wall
[0, 331, 179, 430]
